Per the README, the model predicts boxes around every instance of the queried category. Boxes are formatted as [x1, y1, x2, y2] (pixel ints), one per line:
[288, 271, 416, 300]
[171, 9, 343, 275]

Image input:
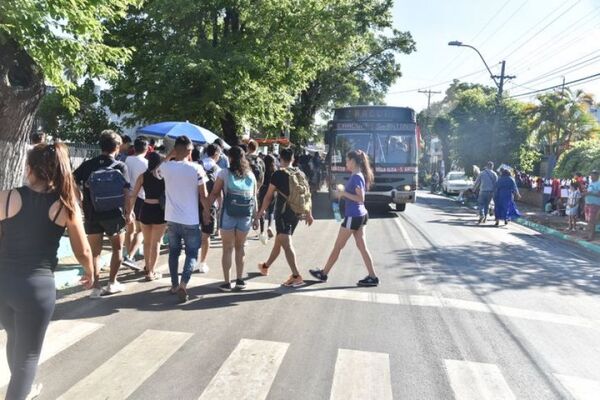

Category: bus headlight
[403, 185, 411, 191]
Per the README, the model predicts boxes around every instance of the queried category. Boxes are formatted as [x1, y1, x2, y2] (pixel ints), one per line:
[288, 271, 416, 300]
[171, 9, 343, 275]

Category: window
[374, 133, 415, 165]
[332, 133, 373, 164]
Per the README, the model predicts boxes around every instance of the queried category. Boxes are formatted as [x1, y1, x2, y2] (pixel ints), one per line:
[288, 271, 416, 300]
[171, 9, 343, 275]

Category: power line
[502, 0, 582, 61]
[429, 0, 513, 80]
[489, 0, 578, 63]
[510, 72, 600, 98]
[387, 68, 488, 95]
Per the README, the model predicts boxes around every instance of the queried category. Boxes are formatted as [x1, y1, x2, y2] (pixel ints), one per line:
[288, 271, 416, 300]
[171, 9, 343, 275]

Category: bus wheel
[396, 203, 407, 212]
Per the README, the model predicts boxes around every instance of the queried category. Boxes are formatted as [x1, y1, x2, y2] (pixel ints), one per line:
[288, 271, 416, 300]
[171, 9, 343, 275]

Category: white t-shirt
[125, 154, 148, 199]
[157, 160, 207, 225]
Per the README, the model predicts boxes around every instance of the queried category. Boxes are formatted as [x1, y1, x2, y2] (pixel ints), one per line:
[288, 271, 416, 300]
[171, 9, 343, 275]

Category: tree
[37, 79, 121, 143]
[432, 114, 453, 175]
[104, 0, 414, 145]
[0, 0, 139, 189]
[527, 89, 599, 160]
[554, 139, 600, 178]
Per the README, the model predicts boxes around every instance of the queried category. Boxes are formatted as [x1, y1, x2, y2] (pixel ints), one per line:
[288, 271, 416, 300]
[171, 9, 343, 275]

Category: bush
[554, 140, 600, 178]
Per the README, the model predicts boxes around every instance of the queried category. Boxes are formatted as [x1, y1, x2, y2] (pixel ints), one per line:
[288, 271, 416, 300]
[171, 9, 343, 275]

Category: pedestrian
[198, 143, 222, 273]
[117, 134, 132, 161]
[0, 143, 94, 400]
[493, 168, 521, 226]
[123, 136, 149, 270]
[473, 161, 498, 223]
[583, 170, 600, 241]
[309, 150, 379, 286]
[254, 148, 314, 287]
[247, 139, 265, 190]
[208, 146, 258, 292]
[157, 136, 210, 303]
[73, 130, 131, 298]
[258, 154, 277, 243]
[213, 138, 230, 169]
[127, 152, 166, 281]
[565, 181, 582, 231]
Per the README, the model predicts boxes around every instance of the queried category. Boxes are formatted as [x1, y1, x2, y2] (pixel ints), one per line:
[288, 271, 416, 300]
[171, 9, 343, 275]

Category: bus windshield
[374, 133, 416, 165]
[332, 132, 416, 166]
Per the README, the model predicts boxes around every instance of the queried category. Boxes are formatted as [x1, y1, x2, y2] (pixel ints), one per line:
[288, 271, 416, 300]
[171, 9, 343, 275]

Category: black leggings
[0, 272, 55, 400]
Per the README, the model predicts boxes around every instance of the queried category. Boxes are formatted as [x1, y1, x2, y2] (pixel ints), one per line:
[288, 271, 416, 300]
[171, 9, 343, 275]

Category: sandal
[145, 271, 162, 281]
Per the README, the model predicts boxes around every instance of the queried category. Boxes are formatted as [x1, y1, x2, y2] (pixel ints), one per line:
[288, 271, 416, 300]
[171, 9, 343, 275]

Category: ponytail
[27, 143, 78, 219]
[347, 150, 374, 190]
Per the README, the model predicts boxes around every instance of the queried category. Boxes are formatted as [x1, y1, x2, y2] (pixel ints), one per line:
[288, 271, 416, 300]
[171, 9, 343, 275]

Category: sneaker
[357, 276, 379, 287]
[477, 215, 483, 224]
[259, 232, 268, 245]
[199, 263, 210, 273]
[89, 287, 104, 299]
[219, 282, 233, 292]
[258, 262, 270, 276]
[26, 383, 43, 400]
[104, 281, 125, 294]
[122, 257, 142, 271]
[309, 269, 328, 282]
[177, 286, 188, 303]
[235, 279, 246, 290]
[282, 275, 305, 288]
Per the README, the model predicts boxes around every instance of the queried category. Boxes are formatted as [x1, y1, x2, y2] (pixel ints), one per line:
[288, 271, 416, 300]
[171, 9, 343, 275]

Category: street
[3, 191, 600, 400]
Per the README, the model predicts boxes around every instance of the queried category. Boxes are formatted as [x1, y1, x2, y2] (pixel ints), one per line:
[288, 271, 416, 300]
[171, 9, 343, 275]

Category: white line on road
[57, 329, 192, 400]
[554, 373, 600, 400]
[330, 349, 393, 400]
[198, 338, 289, 400]
[444, 359, 516, 400]
[0, 320, 103, 388]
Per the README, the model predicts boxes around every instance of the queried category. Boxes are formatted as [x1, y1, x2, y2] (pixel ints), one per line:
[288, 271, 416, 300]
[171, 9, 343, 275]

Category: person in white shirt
[123, 137, 149, 269]
[157, 136, 210, 303]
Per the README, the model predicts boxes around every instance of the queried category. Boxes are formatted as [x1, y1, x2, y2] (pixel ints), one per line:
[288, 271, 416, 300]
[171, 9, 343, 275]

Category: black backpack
[205, 164, 218, 194]
[248, 155, 265, 187]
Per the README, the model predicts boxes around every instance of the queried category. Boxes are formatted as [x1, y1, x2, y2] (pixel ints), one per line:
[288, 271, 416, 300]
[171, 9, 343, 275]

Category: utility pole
[490, 60, 515, 155]
[492, 61, 515, 100]
[418, 89, 441, 110]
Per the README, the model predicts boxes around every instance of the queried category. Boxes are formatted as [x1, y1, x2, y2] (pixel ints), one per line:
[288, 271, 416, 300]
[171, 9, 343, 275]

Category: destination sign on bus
[334, 122, 415, 132]
[334, 107, 415, 122]
[331, 165, 417, 173]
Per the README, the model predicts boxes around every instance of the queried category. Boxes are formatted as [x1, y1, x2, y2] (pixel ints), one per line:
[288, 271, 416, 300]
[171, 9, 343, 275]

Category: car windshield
[449, 173, 467, 181]
[374, 133, 416, 165]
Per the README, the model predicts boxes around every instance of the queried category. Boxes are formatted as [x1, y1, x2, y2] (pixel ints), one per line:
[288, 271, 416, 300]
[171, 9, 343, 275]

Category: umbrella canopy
[137, 121, 229, 148]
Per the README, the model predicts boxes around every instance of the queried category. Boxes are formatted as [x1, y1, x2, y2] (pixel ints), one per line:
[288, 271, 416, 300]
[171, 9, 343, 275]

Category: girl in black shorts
[128, 152, 166, 281]
[310, 150, 379, 286]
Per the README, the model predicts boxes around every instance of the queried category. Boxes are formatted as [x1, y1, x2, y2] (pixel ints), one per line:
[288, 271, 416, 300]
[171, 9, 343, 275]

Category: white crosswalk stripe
[198, 338, 289, 400]
[554, 374, 600, 400]
[57, 329, 192, 400]
[330, 349, 393, 400]
[444, 359, 516, 400]
[0, 320, 103, 388]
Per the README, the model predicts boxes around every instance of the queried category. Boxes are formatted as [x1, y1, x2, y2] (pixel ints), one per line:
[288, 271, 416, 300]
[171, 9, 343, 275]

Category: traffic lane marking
[330, 349, 393, 400]
[444, 359, 516, 400]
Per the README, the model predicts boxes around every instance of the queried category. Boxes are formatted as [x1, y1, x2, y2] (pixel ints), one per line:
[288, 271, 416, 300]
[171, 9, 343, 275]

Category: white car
[442, 172, 474, 194]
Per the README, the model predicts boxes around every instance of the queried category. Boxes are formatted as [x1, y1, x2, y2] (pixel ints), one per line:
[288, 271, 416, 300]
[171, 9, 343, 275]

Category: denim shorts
[220, 210, 252, 232]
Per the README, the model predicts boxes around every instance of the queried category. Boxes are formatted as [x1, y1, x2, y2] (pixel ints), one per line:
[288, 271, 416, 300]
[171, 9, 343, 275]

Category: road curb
[434, 191, 600, 256]
[513, 217, 600, 255]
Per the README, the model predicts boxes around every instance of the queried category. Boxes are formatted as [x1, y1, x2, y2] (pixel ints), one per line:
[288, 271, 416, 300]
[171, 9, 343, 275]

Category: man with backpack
[74, 130, 131, 298]
[198, 143, 222, 273]
[247, 140, 265, 189]
[254, 148, 313, 287]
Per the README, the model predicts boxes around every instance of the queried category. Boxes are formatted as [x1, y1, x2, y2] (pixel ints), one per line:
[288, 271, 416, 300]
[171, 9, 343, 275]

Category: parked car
[442, 172, 474, 194]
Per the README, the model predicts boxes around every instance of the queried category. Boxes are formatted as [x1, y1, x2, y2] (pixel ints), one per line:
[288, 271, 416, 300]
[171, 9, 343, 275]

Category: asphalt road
[2, 191, 600, 400]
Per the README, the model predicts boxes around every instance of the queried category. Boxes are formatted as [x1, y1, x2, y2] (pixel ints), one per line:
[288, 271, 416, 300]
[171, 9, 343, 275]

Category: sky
[386, 0, 600, 112]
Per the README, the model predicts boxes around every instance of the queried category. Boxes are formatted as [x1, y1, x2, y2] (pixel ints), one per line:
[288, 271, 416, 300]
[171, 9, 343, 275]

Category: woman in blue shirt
[310, 150, 379, 286]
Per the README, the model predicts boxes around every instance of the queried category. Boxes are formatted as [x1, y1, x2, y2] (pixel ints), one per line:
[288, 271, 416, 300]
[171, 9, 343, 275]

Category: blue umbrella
[137, 121, 229, 148]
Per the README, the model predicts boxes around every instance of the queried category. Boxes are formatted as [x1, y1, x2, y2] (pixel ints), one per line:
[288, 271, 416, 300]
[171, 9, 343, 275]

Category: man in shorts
[583, 170, 600, 241]
[255, 148, 313, 287]
[197, 143, 222, 273]
[74, 130, 131, 298]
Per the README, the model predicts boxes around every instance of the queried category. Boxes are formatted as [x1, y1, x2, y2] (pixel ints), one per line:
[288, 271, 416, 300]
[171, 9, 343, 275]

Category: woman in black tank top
[127, 152, 166, 281]
[0, 143, 94, 400]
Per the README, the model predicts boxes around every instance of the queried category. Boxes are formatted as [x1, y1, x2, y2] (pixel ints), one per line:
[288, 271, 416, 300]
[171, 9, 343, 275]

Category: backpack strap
[52, 202, 64, 224]
[4, 189, 12, 219]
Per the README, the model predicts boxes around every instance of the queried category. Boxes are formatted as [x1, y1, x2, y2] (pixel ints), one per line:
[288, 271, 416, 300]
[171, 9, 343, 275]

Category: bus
[325, 106, 418, 212]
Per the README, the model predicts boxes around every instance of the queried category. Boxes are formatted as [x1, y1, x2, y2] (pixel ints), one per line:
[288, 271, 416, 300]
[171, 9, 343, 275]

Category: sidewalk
[440, 191, 600, 256]
[54, 236, 113, 291]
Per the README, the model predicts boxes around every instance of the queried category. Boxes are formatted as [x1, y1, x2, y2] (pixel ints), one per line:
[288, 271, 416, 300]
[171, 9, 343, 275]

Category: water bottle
[332, 201, 342, 222]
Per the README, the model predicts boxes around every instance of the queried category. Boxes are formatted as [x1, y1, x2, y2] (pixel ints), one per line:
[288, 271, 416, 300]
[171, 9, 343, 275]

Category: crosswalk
[1, 320, 599, 399]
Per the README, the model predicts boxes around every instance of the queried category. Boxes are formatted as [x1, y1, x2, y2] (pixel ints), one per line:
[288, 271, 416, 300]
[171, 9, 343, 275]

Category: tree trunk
[0, 37, 45, 190]
[220, 111, 239, 146]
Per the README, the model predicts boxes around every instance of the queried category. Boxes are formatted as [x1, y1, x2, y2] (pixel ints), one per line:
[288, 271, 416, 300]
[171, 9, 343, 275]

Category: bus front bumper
[366, 190, 416, 204]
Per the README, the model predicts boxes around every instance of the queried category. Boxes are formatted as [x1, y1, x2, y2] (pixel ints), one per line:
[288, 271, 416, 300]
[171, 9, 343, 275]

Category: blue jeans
[167, 222, 201, 287]
[478, 191, 494, 217]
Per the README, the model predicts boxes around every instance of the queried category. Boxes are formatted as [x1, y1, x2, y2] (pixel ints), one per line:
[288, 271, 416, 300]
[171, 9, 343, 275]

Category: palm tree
[527, 88, 598, 160]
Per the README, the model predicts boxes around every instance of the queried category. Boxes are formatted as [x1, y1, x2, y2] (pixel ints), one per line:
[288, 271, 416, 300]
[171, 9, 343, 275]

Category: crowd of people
[0, 130, 378, 400]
